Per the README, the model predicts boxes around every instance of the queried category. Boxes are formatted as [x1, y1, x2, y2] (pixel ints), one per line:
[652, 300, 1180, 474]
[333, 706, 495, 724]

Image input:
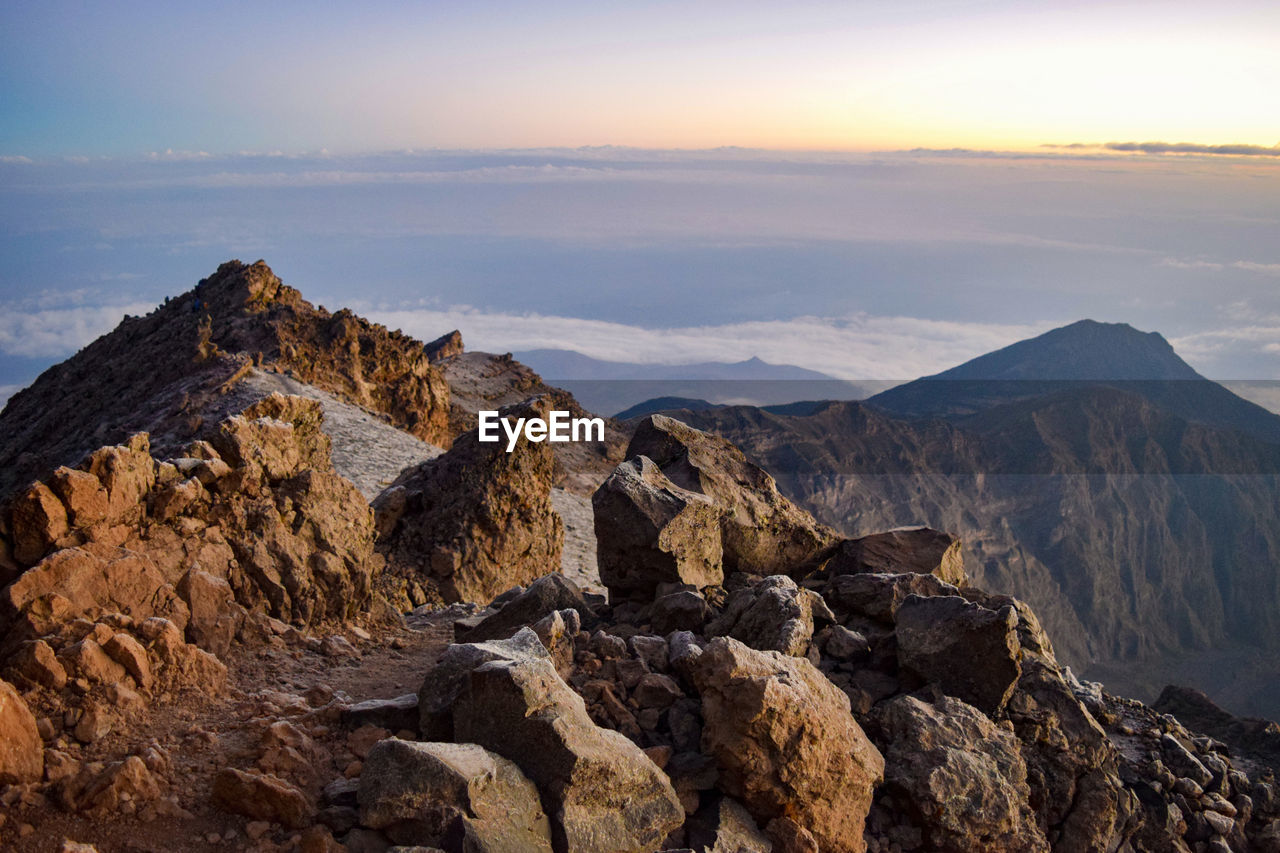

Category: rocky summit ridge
[0, 263, 1279, 852]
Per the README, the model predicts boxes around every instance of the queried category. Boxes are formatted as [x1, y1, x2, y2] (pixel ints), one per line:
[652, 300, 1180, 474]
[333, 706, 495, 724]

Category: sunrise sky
[3, 0, 1278, 155]
[1, 1, 1278, 406]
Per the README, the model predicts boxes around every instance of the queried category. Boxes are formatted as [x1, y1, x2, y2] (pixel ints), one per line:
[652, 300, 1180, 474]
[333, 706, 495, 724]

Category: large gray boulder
[417, 628, 550, 740]
[824, 527, 966, 586]
[592, 456, 723, 602]
[359, 739, 553, 852]
[453, 654, 684, 853]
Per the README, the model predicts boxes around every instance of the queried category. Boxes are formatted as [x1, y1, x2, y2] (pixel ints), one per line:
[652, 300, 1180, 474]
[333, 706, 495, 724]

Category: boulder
[459, 574, 594, 643]
[0, 677, 43, 783]
[342, 694, 420, 734]
[870, 693, 1048, 852]
[592, 456, 723, 602]
[690, 637, 884, 853]
[7, 638, 68, 690]
[895, 595, 1021, 716]
[375, 399, 564, 604]
[176, 568, 240, 656]
[824, 528, 966, 586]
[359, 739, 553, 852]
[822, 571, 959, 624]
[650, 590, 711, 634]
[418, 628, 551, 741]
[627, 415, 837, 576]
[49, 467, 110, 528]
[9, 481, 70, 565]
[212, 767, 312, 829]
[706, 575, 832, 657]
[454, 654, 684, 852]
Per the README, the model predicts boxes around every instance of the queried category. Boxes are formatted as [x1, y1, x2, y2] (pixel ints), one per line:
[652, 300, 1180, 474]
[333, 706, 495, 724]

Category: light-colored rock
[0, 678, 43, 783]
[359, 739, 553, 852]
[690, 637, 884, 853]
[824, 527, 966, 586]
[212, 767, 312, 829]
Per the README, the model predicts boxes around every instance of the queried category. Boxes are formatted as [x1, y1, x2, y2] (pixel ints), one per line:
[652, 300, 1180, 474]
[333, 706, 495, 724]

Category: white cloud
[0, 303, 155, 358]
[1159, 258, 1280, 276]
[0, 384, 21, 409]
[366, 306, 1051, 380]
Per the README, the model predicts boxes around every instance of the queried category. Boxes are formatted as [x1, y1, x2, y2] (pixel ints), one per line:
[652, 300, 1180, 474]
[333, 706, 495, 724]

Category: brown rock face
[825, 527, 967, 586]
[627, 415, 837, 577]
[375, 399, 563, 604]
[0, 677, 43, 783]
[0, 395, 377, 644]
[454, 654, 685, 853]
[871, 693, 1048, 853]
[706, 575, 832, 657]
[895, 594, 1022, 716]
[212, 767, 312, 829]
[359, 739, 553, 852]
[592, 456, 723, 602]
[689, 637, 884, 853]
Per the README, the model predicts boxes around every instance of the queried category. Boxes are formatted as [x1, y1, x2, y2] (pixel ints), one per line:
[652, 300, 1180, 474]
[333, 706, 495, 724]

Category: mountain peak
[930, 319, 1201, 382]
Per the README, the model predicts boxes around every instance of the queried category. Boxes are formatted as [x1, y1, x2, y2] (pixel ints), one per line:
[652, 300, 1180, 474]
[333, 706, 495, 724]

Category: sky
[1, 1, 1278, 405]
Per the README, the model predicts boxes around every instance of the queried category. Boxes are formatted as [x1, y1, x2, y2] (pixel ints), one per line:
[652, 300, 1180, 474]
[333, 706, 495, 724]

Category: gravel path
[550, 488, 603, 595]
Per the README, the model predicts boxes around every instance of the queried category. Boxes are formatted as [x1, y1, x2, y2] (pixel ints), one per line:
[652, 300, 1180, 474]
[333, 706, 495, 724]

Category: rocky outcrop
[0, 677, 43, 783]
[690, 637, 884, 853]
[705, 575, 832, 657]
[627, 415, 837, 576]
[0, 260, 453, 499]
[375, 399, 564, 605]
[592, 456, 723, 602]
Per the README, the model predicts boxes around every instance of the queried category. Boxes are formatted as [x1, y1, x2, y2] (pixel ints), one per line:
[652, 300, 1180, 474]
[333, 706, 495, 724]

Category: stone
[8, 639, 68, 690]
[74, 702, 112, 743]
[706, 575, 832, 657]
[634, 673, 685, 709]
[819, 625, 870, 662]
[49, 467, 110, 528]
[71, 755, 162, 813]
[822, 571, 959, 624]
[103, 632, 152, 690]
[593, 456, 724, 602]
[342, 694, 420, 735]
[59, 638, 127, 686]
[212, 767, 312, 829]
[627, 415, 838, 576]
[895, 595, 1021, 715]
[176, 569, 239, 656]
[460, 573, 594, 643]
[454, 654, 684, 852]
[375, 399, 564, 604]
[359, 739, 553, 852]
[765, 818, 818, 853]
[650, 590, 711, 635]
[689, 638, 884, 853]
[531, 609, 578, 678]
[686, 795, 773, 853]
[417, 628, 551, 740]
[9, 481, 70, 565]
[0, 678, 43, 783]
[871, 693, 1048, 852]
[825, 527, 966, 586]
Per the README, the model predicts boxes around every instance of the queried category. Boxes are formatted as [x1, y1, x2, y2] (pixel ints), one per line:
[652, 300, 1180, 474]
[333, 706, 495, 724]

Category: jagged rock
[818, 625, 870, 662]
[212, 767, 312, 829]
[686, 795, 772, 853]
[871, 693, 1048, 852]
[689, 637, 884, 853]
[459, 574, 593, 643]
[765, 818, 818, 853]
[627, 415, 837, 576]
[59, 638, 127, 685]
[8, 638, 68, 689]
[824, 527, 966, 586]
[376, 399, 563, 604]
[895, 594, 1021, 715]
[10, 481, 71, 565]
[102, 632, 151, 690]
[593, 456, 723, 602]
[651, 590, 711, 634]
[49, 467, 109, 528]
[342, 694, 420, 735]
[424, 330, 464, 362]
[706, 575, 832, 657]
[531, 609, 580, 678]
[70, 755, 162, 813]
[417, 628, 551, 741]
[454, 653, 684, 852]
[359, 739, 553, 851]
[0, 677, 43, 783]
[176, 568, 240, 656]
[823, 571, 959, 623]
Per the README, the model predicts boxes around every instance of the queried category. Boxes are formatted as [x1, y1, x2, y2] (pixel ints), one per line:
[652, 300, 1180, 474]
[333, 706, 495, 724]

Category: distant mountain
[869, 320, 1280, 444]
[614, 396, 722, 420]
[647, 321, 1280, 718]
[512, 349, 890, 416]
